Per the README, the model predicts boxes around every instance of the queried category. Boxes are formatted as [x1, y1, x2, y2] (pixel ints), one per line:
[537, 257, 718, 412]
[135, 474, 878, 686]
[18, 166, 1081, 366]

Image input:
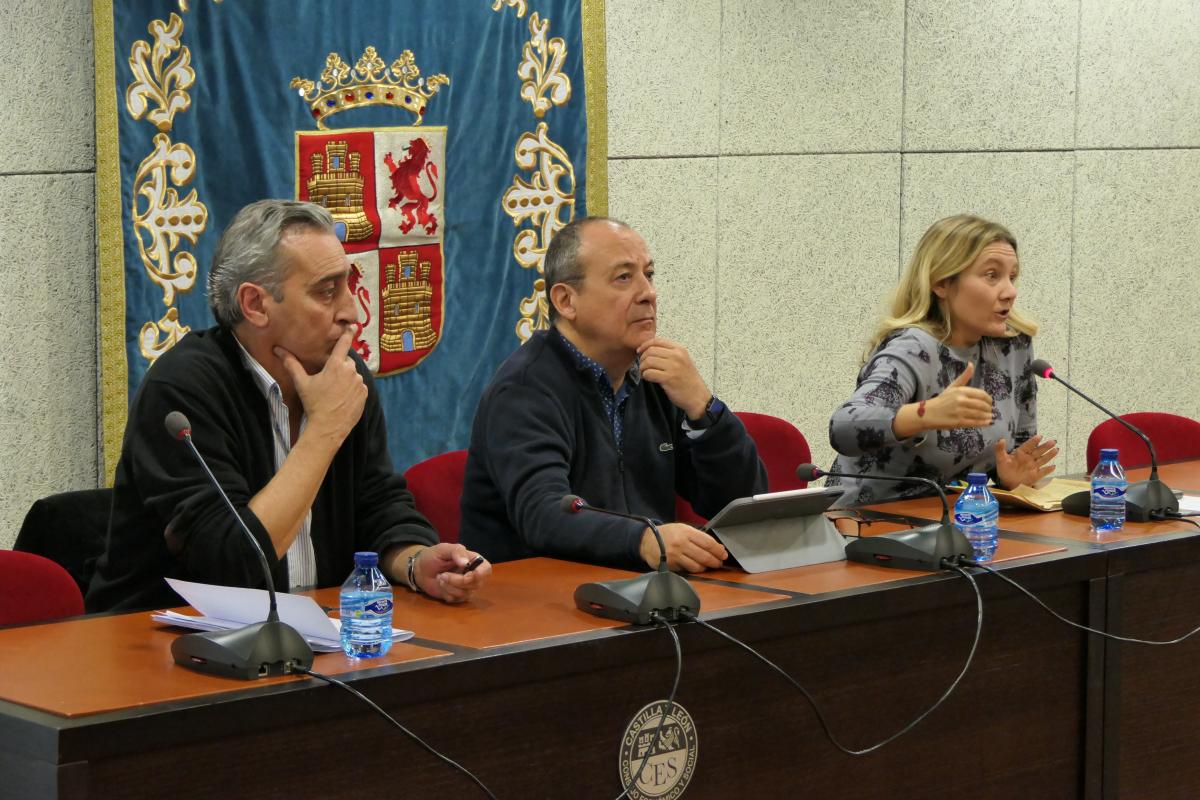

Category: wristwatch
[687, 395, 725, 429]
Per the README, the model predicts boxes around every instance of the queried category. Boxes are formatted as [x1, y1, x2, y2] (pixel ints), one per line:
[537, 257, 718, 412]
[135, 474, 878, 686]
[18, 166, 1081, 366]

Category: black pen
[461, 555, 485, 574]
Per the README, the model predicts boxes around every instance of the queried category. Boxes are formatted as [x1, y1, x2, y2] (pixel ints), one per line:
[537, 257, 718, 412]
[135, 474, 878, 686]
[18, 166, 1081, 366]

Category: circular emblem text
[617, 700, 698, 799]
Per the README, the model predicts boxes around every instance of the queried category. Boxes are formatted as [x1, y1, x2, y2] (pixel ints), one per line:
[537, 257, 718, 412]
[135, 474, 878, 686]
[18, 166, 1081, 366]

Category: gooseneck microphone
[1030, 359, 1179, 521]
[164, 411, 314, 679]
[798, 464, 972, 572]
[562, 494, 701, 625]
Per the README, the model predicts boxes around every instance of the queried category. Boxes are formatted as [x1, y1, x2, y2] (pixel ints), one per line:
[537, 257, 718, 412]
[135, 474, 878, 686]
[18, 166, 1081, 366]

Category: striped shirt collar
[234, 336, 283, 403]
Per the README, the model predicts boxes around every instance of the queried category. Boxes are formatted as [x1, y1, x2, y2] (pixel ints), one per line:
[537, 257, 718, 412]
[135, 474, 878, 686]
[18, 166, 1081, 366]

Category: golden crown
[290, 46, 449, 129]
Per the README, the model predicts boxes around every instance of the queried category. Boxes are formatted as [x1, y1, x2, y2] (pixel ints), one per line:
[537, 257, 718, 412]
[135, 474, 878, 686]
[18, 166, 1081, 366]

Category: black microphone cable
[612, 611, 683, 800]
[961, 558, 1200, 645]
[678, 562, 983, 756]
[291, 665, 498, 799]
[1161, 511, 1200, 528]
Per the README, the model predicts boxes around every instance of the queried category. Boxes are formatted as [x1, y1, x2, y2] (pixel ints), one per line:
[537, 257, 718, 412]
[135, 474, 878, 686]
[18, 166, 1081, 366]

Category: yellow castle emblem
[381, 250, 438, 352]
[306, 140, 373, 242]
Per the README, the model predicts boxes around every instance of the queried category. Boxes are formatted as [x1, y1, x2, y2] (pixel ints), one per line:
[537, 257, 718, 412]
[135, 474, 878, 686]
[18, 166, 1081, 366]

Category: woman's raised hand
[924, 362, 994, 430]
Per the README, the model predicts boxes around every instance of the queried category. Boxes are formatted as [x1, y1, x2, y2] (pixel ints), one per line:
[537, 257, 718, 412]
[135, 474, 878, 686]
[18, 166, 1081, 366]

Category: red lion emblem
[383, 138, 439, 236]
[347, 262, 372, 360]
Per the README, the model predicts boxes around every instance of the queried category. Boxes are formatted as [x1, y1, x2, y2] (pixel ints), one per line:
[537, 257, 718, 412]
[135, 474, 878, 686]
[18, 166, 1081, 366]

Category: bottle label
[955, 512, 983, 526]
[364, 597, 393, 615]
[1093, 486, 1126, 500]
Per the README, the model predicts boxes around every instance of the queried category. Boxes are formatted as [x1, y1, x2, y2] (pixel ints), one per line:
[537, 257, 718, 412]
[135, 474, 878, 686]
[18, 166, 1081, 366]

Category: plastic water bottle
[1090, 448, 1127, 533]
[954, 472, 1000, 562]
[339, 551, 393, 658]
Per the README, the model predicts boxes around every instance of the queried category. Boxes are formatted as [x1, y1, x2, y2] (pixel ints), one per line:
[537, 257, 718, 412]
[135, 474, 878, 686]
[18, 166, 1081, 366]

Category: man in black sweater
[87, 200, 490, 612]
[460, 217, 766, 572]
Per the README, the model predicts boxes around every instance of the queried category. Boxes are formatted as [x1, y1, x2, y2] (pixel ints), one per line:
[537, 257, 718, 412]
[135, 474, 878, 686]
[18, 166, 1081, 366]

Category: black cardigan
[459, 330, 767, 570]
[86, 326, 436, 612]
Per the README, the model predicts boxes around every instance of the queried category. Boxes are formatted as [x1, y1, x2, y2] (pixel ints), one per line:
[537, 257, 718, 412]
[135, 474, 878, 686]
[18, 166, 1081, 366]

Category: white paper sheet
[151, 578, 414, 653]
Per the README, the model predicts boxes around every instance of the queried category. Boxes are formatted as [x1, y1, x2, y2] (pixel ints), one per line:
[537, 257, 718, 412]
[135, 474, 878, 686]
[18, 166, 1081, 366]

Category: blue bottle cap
[353, 551, 379, 567]
[1100, 448, 1119, 460]
[966, 472, 988, 485]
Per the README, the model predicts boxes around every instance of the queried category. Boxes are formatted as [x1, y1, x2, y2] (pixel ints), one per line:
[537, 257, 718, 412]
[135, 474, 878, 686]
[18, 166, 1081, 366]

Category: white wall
[2, 0, 1199, 548]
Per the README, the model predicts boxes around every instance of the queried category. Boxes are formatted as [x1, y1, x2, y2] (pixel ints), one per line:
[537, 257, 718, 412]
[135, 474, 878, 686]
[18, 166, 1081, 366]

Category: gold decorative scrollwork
[126, 13, 194, 133]
[503, 122, 575, 270]
[502, 122, 575, 340]
[126, 13, 207, 364]
[139, 307, 191, 362]
[515, 279, 551, 342]
[131, 133, 207, 307]
[491, 0, 528, 17]
[501, 7, 577, 340]
[519, 13, 571, 118]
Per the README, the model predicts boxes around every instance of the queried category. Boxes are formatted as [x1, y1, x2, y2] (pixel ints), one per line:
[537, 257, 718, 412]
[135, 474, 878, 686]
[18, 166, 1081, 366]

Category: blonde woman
[827, 215, 1058, 506]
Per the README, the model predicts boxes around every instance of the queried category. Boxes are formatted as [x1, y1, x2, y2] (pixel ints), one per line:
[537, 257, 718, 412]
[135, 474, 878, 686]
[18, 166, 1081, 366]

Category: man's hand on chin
[275, 329, 367, 447]
[636, 337, 711, 420]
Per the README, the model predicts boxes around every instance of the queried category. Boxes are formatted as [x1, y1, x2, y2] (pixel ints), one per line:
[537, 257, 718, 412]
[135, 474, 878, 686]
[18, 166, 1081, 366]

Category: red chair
[1086, 412, 1200, 472]
[676, 411, 812, 524]
[403, 450, 468, 543]
[739, 412, 812, 492]
[0, 550, 84, 626]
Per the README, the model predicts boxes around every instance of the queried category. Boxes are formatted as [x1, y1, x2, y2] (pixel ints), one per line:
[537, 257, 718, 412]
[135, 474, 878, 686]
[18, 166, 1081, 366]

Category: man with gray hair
[88, 199, 490, 612]
[459, 216, 766, 571]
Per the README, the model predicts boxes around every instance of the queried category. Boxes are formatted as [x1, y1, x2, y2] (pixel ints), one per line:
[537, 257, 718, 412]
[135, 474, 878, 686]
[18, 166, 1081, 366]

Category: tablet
[701, 486, 847, 573]
[703, 486, 844, 533]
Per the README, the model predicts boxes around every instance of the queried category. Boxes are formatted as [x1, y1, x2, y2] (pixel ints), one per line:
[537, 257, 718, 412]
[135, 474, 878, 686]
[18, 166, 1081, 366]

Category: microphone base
[574, 570, 702, 626]
[844, 523, 973, 572]
[172, 619, 315, 680]
[1061, 477, 1180, 522]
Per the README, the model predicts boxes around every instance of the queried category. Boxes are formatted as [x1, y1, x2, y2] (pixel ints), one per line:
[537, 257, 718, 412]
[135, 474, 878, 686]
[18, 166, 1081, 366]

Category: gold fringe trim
[93, 0, 127, 483]
[581, 0, 608, 216]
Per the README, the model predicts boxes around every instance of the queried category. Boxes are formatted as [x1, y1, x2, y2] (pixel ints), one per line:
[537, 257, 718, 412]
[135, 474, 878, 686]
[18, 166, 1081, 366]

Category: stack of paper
[152, 578, 414, 653]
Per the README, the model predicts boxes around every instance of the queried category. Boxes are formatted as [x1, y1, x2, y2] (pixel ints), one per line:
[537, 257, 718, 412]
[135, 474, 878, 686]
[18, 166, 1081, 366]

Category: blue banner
[97, 0, 605, 473]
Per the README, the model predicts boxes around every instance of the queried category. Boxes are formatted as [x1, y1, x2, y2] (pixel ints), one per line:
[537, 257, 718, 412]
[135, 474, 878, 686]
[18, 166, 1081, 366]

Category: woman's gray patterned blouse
[826, 327, 1038, 507]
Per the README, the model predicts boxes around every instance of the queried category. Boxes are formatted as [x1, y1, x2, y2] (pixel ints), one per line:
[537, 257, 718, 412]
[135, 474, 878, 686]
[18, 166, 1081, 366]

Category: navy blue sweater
[459, 330, 766, 570]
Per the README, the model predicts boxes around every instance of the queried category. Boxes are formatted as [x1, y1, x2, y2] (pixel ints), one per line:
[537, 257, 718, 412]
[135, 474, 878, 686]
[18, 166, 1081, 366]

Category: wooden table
[1, 470, 1196, 800]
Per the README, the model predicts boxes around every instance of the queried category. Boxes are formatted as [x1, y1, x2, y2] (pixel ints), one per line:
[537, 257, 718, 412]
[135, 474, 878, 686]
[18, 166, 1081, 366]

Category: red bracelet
[917, 400, 927, 418]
